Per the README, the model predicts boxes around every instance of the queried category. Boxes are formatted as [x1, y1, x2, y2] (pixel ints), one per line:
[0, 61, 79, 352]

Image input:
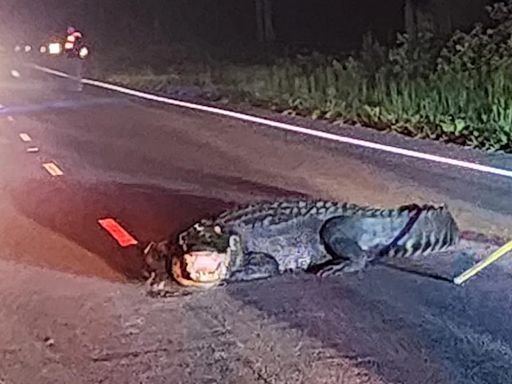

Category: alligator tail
[384, 204, 460, 258]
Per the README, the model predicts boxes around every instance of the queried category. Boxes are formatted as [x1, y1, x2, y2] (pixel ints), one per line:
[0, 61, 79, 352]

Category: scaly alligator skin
[151, 198, 460, 288]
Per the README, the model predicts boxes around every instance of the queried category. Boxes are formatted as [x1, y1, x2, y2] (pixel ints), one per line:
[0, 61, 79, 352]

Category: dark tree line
[0, 0, 497, 52]
[255, 0, 275, 43]
[405, 0, 494, 38]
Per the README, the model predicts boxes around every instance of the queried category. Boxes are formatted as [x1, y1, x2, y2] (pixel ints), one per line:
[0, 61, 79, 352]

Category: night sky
[0, 0, 491, 52]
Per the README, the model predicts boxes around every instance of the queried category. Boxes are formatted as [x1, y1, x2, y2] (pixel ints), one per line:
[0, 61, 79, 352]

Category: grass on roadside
[101, 1, 512, 153]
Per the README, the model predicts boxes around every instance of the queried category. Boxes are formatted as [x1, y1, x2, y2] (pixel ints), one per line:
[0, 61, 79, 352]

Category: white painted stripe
[33, 64, 512, 180]
[33, 65, 70, 78]
[7, 116, 14, 122]
[19, 133, 31, 142]
[42, 162, 64, 176]
[0, 104, 4, 109]
[26, 146, 39, 153]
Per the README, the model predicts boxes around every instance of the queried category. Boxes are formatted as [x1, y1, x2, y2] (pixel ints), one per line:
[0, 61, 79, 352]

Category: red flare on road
[98, 218, 138, 247]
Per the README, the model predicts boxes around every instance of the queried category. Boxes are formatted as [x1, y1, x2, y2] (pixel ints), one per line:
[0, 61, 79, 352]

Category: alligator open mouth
[171, 250, 229, 288]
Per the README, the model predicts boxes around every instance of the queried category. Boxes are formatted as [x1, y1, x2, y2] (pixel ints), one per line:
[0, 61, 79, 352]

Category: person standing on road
[64, 26, 85, 91]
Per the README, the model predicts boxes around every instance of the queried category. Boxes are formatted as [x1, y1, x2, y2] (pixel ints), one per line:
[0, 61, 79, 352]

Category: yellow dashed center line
[42, 162, 64, 176]
[19, 133, 31, 142]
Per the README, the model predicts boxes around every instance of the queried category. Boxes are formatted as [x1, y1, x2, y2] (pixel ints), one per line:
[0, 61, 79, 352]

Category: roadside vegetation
[98, 2, 512, 152]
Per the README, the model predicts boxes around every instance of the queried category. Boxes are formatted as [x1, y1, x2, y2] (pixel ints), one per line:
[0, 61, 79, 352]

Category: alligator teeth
[185, 256, 197, 274]
[195, 270, 220, 282]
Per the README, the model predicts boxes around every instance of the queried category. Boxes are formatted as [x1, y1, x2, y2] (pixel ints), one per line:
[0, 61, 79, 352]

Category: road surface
[0, 59, 511, 384]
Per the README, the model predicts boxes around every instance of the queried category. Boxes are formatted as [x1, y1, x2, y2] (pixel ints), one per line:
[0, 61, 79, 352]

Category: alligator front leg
[316, 217, 371, 278]
[226, 252, 280, 282]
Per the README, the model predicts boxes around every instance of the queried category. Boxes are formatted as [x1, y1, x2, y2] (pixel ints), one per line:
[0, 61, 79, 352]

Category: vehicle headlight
[79, 46, 89, 59]
[48, 42, 62, 55]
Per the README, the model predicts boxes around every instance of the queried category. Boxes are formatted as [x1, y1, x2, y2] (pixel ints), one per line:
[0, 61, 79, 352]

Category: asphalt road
[0, 59, 512, 384]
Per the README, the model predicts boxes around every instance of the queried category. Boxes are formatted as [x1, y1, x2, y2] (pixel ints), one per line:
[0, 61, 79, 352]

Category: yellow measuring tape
[453, 240, 512, 285]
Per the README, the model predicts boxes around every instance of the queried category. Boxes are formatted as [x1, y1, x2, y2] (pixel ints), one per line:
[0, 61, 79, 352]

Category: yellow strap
[453, 240, 512, 285]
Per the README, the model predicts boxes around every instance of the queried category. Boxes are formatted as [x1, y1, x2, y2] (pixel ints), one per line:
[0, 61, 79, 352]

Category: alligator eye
[214, 225, 222, 235]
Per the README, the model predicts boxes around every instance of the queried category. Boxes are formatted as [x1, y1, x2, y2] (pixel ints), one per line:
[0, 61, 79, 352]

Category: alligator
[144, 198, 460, 290]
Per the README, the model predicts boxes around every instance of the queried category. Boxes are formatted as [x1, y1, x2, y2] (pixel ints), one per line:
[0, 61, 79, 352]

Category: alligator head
[172, 221, 242, 288]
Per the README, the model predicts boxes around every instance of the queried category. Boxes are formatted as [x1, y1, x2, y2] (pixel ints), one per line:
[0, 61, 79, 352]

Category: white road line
[26, 146, 39, 153]
[42, 162, 64, 176]
[7, 116, 14, 122]
[19, 133, 31, 142]
[33, 65, 70, 78]
[33, 64, 512, 180]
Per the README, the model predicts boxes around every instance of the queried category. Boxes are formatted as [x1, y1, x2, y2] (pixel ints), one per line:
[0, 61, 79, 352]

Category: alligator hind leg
[315, 239, 369, 277]
[316, 216, 371, 278]
[227, 252, 280, 282]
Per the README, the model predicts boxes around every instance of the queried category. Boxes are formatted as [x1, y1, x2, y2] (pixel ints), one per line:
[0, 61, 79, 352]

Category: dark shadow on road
[225, 264, 512, 384]
[8, 176, 306, 282]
